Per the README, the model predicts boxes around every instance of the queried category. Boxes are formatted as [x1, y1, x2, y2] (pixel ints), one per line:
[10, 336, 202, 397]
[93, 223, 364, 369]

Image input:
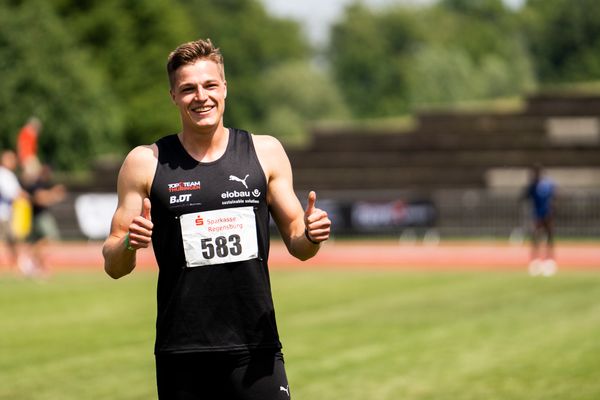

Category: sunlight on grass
[1, 269, 599, 399]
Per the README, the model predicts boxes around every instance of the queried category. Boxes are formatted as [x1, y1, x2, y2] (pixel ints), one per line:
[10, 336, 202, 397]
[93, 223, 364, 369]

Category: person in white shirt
[0, 150, 23, 269]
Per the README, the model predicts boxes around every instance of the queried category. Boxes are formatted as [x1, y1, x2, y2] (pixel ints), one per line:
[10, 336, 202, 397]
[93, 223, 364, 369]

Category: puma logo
[279, 385, 290, 397]
[229, 174, 249, 189]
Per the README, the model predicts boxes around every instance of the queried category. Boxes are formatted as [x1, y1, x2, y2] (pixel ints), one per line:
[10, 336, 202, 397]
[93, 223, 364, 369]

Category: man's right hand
[126, 198, 153, 250]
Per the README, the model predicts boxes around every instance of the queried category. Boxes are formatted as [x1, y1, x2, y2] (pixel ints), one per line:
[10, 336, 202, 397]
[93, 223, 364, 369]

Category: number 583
[201, 234, 242, 259]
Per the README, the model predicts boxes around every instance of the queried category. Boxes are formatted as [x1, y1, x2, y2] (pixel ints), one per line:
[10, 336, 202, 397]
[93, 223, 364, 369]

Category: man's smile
[190, 104, 214, 115]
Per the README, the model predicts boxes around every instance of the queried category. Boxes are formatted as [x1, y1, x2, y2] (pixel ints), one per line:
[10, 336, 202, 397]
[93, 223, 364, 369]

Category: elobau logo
[195, 215, 204, 226]
[221, 189, 261, 199]
[221, 190, 251, 199]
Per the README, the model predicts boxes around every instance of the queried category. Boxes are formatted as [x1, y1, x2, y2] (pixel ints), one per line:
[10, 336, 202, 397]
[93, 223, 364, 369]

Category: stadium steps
[292, 167, 487, 191]
[289, 149, 600, 169]
[290, 92, 600, 193]
[525, 92, 600, 115]
[302, 130, 558, 152]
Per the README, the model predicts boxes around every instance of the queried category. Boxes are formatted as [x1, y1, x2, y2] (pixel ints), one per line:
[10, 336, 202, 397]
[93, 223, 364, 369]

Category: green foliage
[434, 0, 519, 62]
[1, 0, 316, 170]
[330, 1, 536, 117]
[0, 0, 123, 170]
[521, 0, 600, 83]
[415, 2, 535, 106]
[50, 0, 315, 153]
[439, 0, 511, 24]
[406, 43, 535, 109]
[50, 0, 195, 147]
[257, 61, 349, 145]
[329, 4, 418, 117]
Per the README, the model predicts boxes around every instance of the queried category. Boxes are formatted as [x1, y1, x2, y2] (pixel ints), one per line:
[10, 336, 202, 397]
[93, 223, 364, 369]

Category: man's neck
[178, 125, 229, 163]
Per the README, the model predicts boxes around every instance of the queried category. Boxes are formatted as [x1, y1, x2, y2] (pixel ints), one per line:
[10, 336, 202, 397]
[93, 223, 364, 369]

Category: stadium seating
[286, 92, 600, 237]
[288, 93, 600, 193]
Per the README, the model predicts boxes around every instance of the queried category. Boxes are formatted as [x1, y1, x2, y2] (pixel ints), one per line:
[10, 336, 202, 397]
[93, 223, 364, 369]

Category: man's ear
[224, 80, 227, 99]
[169, 89, 176, 104]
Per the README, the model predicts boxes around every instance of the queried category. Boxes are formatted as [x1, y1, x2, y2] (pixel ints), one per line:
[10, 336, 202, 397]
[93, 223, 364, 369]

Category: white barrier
[74, 193, 118, 240]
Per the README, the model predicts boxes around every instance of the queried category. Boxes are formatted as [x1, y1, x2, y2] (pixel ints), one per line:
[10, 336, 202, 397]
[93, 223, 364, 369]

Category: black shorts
[155, 350, 291, 400]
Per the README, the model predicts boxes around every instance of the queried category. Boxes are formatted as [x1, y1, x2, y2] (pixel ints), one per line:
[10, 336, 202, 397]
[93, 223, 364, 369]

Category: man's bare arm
[254, 135, 330, 260]
[102, 145, 156, 279]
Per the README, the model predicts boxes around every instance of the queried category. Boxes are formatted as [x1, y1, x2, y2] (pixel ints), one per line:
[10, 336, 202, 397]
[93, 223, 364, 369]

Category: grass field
[1, 268, 600, 400]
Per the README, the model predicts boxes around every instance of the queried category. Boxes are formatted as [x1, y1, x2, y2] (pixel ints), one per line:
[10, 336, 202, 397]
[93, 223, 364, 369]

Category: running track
[2, 240, 598, 272]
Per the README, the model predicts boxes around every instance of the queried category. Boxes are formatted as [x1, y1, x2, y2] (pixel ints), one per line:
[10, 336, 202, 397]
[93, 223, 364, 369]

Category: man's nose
[194, 86, 208, 101]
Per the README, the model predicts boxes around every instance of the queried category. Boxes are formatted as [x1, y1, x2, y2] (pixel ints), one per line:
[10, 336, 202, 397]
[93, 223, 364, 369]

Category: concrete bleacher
[288, 93, 600, 194]
[287, 92, 600, 237]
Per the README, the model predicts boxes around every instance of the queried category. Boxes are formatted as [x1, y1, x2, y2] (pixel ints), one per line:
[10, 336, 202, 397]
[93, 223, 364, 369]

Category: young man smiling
[103, 39, 330, 399]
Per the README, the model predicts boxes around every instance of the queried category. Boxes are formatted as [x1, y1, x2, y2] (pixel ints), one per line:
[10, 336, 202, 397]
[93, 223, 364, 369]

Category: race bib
[180, 206, 259, 267]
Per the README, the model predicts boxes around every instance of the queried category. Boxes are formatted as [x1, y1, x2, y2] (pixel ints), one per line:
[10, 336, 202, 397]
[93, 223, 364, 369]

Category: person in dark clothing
[22, 164, 66, 276]
[102, 38, 331, 399]
[521, 164, 557, 276]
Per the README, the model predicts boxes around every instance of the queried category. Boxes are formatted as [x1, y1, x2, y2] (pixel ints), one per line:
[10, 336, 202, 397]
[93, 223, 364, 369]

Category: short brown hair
[167, 38, 224, 88]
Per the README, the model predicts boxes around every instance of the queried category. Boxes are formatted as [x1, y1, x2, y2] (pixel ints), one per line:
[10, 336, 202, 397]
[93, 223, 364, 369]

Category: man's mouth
[190, 105, 214, 114]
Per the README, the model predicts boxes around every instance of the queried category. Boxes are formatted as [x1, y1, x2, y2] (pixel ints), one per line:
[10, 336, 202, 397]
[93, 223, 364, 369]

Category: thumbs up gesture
[126, 198, 154, 251]
[304, 191, 331, 244]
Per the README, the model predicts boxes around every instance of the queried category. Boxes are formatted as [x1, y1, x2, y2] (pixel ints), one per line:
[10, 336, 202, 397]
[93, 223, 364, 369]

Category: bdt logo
[170, 193, 192, 204]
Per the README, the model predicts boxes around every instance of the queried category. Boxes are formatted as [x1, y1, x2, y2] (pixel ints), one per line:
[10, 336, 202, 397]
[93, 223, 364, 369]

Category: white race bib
[180, 206, 259, 267]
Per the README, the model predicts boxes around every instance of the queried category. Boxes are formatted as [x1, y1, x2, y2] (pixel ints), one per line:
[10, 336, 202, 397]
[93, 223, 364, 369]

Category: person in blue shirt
[521, 164, 557, 275]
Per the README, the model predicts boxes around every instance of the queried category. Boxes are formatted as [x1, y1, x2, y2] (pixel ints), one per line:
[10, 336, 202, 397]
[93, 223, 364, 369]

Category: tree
[54, 0, 314, 145]
[0, 0, 123, 170]
[257, 61, 349, 145]
[435, 0, 519, 62]
[521, 0, 600, 83]
[406, 44, 534, 108]
[329, 4, 419, 117]
[406, 0, 535, 107]
[50, 0, 195, 147]
[328, 1, 535, 117]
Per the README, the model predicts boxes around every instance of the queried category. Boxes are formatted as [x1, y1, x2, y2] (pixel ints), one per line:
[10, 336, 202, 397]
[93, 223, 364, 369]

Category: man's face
[1, 152, 17, 171]
[170, 59, 227, 131]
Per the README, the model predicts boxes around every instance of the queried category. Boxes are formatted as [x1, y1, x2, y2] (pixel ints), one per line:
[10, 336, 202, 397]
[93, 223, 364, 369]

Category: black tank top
[150, 129, 281, 354]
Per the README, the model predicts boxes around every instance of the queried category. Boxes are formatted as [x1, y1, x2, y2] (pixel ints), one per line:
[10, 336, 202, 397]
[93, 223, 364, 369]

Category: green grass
[1, 268, 600, 399]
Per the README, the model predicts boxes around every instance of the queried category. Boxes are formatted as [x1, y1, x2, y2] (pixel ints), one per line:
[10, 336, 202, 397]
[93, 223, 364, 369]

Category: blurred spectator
[521, 164, 557, 276]
[17, 116, 42, 180]
[0, 150, 24, 270]
[22, 164, 66, 276]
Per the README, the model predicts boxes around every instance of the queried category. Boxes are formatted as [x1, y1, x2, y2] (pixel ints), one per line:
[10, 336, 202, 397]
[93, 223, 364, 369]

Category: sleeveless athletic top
[150, 128, 281, 354]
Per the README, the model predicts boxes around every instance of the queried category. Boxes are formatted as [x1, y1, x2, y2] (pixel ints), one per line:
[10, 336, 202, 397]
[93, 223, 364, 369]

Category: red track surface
[2, 240, 598, 272]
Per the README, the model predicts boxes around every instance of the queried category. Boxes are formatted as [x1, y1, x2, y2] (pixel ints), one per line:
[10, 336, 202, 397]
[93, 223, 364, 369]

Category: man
[103, 38, 331, 399]
[0, 150, 23, 270]
[521, 164, 557, 276]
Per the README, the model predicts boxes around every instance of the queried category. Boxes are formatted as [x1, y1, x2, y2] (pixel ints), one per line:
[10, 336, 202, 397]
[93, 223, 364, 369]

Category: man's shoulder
[0, 167, 17, 183]
[122, 144, 158, 175]
[127, 143, 157, 161]
[251, 133, 283, 151]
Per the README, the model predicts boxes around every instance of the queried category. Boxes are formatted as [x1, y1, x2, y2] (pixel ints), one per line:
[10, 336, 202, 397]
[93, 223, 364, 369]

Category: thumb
[142, 198, 152, 221]
[305, 191, 316, 215]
